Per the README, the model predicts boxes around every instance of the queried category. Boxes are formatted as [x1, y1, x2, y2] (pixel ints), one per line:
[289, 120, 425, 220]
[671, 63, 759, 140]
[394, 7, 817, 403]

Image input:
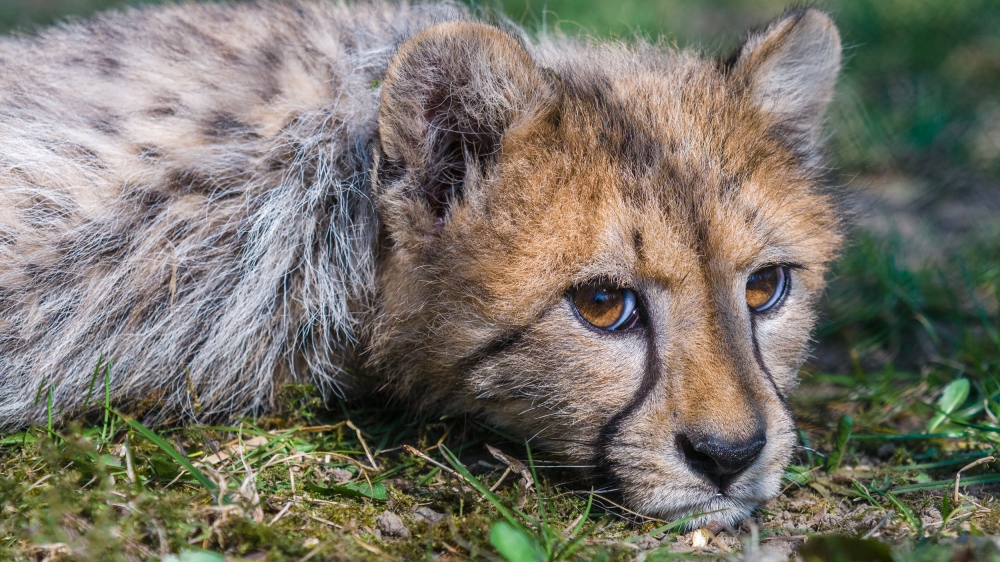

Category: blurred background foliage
[2, 0, 998, 185]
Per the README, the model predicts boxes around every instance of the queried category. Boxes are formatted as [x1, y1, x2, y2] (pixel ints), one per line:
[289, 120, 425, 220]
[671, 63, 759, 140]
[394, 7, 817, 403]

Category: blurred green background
[3, 0, 998, 185]
[0, 0, 997, 374]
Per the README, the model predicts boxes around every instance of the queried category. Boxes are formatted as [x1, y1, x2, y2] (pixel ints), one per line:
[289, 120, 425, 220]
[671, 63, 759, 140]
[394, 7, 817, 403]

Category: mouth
[623, 467, 782, 529]
[638, 493, 760, 529]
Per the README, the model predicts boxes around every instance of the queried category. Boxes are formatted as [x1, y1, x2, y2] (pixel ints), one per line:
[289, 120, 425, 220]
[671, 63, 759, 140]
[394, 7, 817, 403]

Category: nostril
[676, 434, 719, 478]
[676, 432, 766, 491]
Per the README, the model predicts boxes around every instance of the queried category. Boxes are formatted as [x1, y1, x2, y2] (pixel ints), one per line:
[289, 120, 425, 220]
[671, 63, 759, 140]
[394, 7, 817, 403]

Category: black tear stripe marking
[750, 318, 792, 418]
[593, 306, 662, 503]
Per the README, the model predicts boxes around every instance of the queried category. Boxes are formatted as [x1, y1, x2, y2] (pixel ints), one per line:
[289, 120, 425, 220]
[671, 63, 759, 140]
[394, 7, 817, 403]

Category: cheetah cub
[0, 1, 842, 524]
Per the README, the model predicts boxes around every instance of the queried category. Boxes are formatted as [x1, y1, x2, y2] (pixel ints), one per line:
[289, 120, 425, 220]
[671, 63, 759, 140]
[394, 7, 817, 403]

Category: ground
[2, 0, 1000, 560]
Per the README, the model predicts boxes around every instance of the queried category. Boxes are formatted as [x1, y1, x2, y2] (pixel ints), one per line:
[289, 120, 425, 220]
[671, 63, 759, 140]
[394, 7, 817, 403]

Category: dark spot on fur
[265, 144, 298, 172]
[165, 221, 192, 243]
[47, 305, 75, 331]
[91, 116, 119, 136]
[137, 146, 163, 159]
[167, 169, 215, 194]
[561, 73, 659, 181]
[126, 189, 170, 216]
[258, 45, 282, 70]
[632, 230, 644, 262]
[203, 112, 260, 140]
[95, 56, 122, 76]
[20, 194, 75, 230]
[61, 143, 106, 169]
[342, 38, 357, 55]
[257, 78, 282, 103]
[146, 106, 176, 118]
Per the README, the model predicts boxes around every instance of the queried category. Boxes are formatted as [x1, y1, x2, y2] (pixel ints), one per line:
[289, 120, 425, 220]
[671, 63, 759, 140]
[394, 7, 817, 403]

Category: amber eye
[746, 266, 789, 313]
[572, 282, 642, 331]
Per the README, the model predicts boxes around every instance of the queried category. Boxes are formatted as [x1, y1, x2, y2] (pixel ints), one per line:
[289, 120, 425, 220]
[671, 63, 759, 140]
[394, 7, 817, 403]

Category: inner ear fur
[726, 9, 841, 154]
[378, 22, 559, 223]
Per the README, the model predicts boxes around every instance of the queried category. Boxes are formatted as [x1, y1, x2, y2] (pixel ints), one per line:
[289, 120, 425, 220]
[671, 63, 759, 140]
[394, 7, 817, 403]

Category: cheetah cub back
[0, 2, 842, 524]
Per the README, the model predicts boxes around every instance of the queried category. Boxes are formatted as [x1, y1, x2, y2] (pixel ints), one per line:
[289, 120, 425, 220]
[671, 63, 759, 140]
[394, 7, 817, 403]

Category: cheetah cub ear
[377, 22, 559, 235]
[727, 9, 842, 158]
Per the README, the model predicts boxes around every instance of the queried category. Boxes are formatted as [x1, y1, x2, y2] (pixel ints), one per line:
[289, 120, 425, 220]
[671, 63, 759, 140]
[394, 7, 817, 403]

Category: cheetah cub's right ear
[726, 9, 842, 162]
[377, 22, 559, 239]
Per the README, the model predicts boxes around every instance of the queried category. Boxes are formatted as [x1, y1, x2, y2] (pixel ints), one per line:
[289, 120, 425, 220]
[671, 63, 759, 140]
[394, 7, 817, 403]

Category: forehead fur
[431, 43, 840, 317]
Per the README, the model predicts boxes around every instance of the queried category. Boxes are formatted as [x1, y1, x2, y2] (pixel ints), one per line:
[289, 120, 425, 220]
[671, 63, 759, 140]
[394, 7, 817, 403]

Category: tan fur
[0, 1, 842, 523]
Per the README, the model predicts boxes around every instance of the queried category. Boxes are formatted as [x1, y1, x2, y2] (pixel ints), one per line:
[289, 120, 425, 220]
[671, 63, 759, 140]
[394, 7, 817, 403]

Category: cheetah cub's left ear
[727, 9, 842, 158]
[377, 22, 559, 237]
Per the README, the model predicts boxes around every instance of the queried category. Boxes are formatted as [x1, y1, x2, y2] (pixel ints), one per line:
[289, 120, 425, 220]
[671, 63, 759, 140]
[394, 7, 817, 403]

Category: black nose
[677, 431, 766, 492]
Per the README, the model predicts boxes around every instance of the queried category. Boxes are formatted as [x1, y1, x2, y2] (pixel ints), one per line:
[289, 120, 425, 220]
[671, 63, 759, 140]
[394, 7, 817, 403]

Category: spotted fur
[0, 1, 842, 523]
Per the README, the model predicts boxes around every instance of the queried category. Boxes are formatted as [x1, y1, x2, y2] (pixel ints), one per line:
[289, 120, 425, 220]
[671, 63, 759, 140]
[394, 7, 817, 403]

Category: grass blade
[928, 378, 970, 433]
[877, 490, 921, 530]
[851, 432, 965, 441]
[490, 521, 543, 562]
[892, 473, 1000, 494]
[825, 415, 853, 473]
[888, 452, 990, 471]
[438, 444, 526, 530]
[108, 408, 218, 497]
[304, 476, 387, 501]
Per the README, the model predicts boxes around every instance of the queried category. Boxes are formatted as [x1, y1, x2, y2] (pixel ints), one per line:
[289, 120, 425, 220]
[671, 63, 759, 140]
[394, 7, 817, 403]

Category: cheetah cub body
[0, 1, 842, 523]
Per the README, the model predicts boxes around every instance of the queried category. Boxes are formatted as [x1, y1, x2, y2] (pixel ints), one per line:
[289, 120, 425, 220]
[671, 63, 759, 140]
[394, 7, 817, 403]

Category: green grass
[0, 0, 999, 560]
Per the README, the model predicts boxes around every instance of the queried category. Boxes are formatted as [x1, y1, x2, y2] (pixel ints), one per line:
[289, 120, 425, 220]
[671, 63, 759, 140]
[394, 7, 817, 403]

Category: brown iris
[572, 282, 640, 331]
[746, 266, 788, 312]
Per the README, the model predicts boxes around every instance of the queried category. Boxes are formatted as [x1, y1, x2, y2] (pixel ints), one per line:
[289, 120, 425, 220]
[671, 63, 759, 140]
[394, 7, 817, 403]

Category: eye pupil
[746, 266, 787, 312]
[572, 283, 640, 331]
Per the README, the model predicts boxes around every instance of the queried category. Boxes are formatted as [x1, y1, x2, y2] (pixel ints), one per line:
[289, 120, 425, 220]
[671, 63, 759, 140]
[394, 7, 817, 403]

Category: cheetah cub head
[370, 10, 842, 525]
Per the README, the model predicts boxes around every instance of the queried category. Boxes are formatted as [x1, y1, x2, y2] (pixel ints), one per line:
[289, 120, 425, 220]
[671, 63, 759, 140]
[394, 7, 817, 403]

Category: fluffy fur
[0, 1, 843, 524]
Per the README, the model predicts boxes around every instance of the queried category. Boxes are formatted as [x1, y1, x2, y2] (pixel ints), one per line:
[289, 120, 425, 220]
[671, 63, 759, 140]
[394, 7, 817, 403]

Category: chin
[624, 456, 788, 529]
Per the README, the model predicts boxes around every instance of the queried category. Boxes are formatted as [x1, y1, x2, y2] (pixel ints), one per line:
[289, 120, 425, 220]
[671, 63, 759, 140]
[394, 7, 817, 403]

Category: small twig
[292, 502, 343, 529]
[954, 456, 995, 505]
[238, 440, 264, 523]
[985, 400, 999, 424]
[124, 433, 136, 484]
[25, 474, 52, 493]
[487, 444, 533, 488]
[346, 420, 379, 470]
[351, 536, 384, 555]
[307, 497, 344, 507]
[763, 535, 809, 542]
[863, 510, 894, 539]
[268, 502, 293, 525]
[563, 512, 586, 539]
[259, 450, 367, 472]
[297, 543, 326, 562]
[487, 467, 511, 493]
[403, 444, 463, 480]
[302, 512, 342, 529]
[163, 468, 187, 490]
